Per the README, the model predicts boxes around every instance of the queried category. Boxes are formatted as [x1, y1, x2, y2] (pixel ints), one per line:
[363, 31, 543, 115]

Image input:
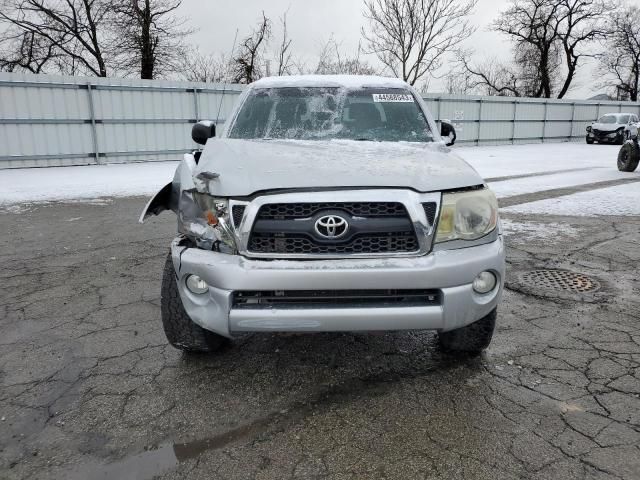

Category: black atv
[617, 126, 640, 172]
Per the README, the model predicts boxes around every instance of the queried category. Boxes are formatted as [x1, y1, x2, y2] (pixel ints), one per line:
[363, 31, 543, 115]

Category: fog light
[186, 274, 208, 294]
[473, 271, 497, 294]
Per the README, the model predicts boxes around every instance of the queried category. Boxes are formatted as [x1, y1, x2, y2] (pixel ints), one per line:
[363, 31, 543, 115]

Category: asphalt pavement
[0, 192, 639, 480]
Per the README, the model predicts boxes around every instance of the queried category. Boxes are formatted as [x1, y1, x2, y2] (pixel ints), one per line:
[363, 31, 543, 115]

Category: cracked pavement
[1, 196, 639, 480]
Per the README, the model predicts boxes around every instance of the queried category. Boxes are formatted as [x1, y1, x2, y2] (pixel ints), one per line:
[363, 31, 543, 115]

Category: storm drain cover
[519, 269, 600, 293]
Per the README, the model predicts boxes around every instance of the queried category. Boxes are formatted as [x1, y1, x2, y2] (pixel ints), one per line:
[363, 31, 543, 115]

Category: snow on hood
[194, 139, 483, 197]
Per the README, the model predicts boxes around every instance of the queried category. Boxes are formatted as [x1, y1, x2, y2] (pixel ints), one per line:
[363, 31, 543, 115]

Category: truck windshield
[598, 115, 628, 124]
[228, 87, 434, 142]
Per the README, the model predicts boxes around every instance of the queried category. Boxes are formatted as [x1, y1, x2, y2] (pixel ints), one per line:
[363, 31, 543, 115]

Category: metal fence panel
[0, 72, 243, 168]
[481, 101, 515, 121]
[547, 103, 572, 120]
[514, 120, 545, 141]
[2, 72, 640, 168]
[425, 93, 640, 145]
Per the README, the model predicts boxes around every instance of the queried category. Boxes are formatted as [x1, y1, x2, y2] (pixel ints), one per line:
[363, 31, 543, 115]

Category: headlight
[435, 188, 498, 243]
[586, 126, 592, 132]
[178, 191, 238, 253]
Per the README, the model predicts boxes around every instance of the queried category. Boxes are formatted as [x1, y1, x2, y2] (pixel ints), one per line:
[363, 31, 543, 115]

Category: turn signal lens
[437, 205, 455, 238]
[205, 210, 219, 226]
[189, 193, 238, 253]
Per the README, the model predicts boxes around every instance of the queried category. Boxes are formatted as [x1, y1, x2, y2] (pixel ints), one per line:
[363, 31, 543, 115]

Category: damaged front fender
[139, 152, 234, 252]
[138, 182, 175, 223]
[138, 152, 199, 224]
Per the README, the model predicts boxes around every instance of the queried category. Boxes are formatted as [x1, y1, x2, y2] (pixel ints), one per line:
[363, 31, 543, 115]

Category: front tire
[586, 136, 594, 145]
[160, 253, 227, 353]
[438, 309, 496, 355]
[617, 142, 640, 172]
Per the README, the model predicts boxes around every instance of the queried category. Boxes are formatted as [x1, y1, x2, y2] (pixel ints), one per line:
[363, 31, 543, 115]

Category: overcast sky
[177, 0, 637, 99]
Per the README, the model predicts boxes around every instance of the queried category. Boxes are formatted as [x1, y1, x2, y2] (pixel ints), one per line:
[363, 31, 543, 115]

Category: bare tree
[361, 0, 477, 86]
[314, 37, 378, 75]
[0, 29, 59, 73]
[459, 53, 527, 96]
[110, 0, 191, 79]
[182, 49, 233, 83]
[492, 0, 563, 98]
[597, 4, 640, 101]
[462, 0, 610, 98]
[232, 12, 271, 84]
[555, 0, 611, 98]
[461, 41, 562, 97]
[442, 64, 474, 95]
[275, 11, 293, 76]
[0, 0, 113, 76]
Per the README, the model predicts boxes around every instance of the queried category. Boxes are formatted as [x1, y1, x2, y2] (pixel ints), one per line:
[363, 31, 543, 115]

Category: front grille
[249, 233, 418, 254]
[232, 289, 441, 309]
[247, 201, 421, 256]
[257, 202, 407, 220]
[593, 129, 614, 137]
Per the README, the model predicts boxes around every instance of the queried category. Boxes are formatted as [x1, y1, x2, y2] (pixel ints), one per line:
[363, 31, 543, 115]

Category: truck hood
[194, 139, 483, 197]
[591, 122, 624, 132]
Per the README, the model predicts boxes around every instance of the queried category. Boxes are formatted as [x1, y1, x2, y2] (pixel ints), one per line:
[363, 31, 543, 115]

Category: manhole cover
[519, 269, 600, 293]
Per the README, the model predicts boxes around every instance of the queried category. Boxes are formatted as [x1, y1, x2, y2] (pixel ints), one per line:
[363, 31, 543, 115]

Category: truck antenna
[215, 29, 239, 129]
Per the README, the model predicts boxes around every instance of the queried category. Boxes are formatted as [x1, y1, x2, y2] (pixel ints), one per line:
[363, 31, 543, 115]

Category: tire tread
[160, 253, 226, 353]
[618, 142, 640, 172]
[438, 309, 497, 355]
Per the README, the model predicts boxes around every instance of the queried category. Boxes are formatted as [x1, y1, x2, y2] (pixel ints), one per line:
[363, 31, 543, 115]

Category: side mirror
[440, 120, 456, 147]
[192, 121, 216, 145]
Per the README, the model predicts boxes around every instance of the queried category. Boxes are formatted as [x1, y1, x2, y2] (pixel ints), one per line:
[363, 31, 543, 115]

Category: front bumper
[170, 237, 506, 338]
[587, 130, 622, 142]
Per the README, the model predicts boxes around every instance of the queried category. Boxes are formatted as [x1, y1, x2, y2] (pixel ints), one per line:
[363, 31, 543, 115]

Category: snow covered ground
[459, 143, 622, 179]
[488, 167, 628, 199]
[0, 161, 177, 206]
[504, 182, 640, 217]
[0, 142, 638, 217]
[500, 219, 580, 241]
[463, 143, 640, 216]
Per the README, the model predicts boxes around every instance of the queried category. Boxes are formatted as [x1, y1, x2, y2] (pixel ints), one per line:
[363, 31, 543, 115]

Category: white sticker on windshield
[372, 93, 414, 103]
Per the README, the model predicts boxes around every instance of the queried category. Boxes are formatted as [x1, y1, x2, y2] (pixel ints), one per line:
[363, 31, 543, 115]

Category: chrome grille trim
[233, 190, 441, 259]
[257, 202, 408, 219]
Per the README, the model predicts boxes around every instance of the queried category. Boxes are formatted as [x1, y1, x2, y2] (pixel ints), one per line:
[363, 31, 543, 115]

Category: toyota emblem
[315, 215, 349, 238]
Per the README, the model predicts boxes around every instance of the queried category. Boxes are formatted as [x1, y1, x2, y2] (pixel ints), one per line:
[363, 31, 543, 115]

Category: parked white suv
[586, 113, 639, 145]
[141, 75, 505, 356]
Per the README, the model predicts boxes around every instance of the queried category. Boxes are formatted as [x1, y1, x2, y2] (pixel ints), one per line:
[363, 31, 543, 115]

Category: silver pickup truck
[141, 75, 505, 356]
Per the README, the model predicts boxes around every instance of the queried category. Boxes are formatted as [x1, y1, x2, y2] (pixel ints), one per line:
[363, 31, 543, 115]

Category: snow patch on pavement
[501, 219, 580, 241]
[504, 182, 640, 217]
[0, 204, 32, 214]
